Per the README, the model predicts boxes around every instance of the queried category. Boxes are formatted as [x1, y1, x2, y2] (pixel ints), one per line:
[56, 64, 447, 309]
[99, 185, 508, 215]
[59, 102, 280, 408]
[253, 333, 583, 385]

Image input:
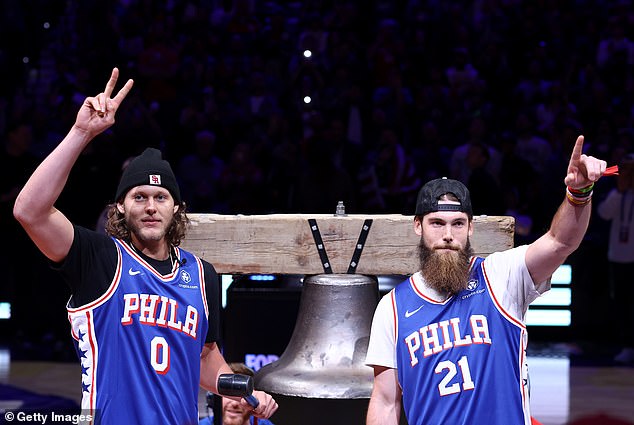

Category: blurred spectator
[330, 80, 368, 150]
[466, 142, 506, 216]
[177, 130, 225, 213]
[535, 81, 577, 135]
[410, 120, 450, 183]
[513, 59, 552, 106]
[219, 142, 265, 214]
[412, 65, 452, 136]
[596, 15, 634, 95]
[367, 18, 406, 87]
[266, 113, 300, 213]
[445, 47, 480, 95]
[136, 18, 181, 104]
[597, 153, 634, 364]
[293, 133, 357, 214]
[225, 0, 261, 37]
[370, 128, 420, 213]
[240, 71, 280, 133]
[513, 110, 553, 175]
[1, 121, 68, 350]
[449, 115, 502, 184]
[0, 123, 39, 207]
[474, 37, 514, 104]
[372, 67, 414, 133]
[96, 155, 134, 234]
[0, 121, 39, 290]
[503, 186, 534, 246]
[323, 116, 363, 178]
[293, 13, 329, 71]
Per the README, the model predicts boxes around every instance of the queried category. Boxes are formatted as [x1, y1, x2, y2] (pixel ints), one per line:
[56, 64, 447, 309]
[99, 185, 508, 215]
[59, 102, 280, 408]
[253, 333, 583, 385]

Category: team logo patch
[178, 270, 198, 289]
[180, 270, 192, 284]
[467, 279, 479, 291]
[149, 174, 161, 185]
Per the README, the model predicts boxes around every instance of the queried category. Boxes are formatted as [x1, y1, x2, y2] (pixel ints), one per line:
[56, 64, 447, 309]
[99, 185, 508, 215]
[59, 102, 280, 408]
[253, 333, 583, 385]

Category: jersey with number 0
[67, 238, 209, 425]
[394, 256, 530, 425]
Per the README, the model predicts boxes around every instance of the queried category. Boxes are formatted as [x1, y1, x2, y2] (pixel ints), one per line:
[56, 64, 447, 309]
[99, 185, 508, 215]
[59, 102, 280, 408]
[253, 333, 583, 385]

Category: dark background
[0, 0, 630, 362]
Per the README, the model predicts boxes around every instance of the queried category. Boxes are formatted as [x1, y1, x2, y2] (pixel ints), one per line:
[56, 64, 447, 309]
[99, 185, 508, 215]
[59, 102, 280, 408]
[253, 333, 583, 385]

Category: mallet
[217, 373, 260, 409]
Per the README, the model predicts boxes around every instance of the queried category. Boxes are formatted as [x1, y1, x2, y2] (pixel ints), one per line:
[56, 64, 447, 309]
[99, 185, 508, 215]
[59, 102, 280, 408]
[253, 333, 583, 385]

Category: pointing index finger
[569, 135, 584, 165]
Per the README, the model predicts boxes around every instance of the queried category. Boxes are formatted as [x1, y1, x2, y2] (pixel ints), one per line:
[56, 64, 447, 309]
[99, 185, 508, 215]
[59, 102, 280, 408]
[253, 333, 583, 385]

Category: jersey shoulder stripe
[67, 241, 123, 314]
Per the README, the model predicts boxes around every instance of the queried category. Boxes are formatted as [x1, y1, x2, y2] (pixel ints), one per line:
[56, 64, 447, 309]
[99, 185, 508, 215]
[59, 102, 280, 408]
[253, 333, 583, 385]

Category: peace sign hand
[74, 67, 134, 138]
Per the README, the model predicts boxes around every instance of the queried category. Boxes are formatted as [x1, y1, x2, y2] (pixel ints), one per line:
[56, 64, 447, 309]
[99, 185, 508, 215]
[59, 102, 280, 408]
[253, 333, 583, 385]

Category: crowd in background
[1, 0, 633, 359]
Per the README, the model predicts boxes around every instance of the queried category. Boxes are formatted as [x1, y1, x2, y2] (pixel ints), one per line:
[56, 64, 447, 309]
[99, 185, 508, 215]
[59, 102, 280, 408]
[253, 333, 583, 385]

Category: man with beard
[365, 135, 606, 425]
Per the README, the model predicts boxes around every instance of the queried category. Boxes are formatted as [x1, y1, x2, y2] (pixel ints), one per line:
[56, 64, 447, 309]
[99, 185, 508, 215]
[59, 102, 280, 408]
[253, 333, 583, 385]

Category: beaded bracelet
[568, 183, 594, 196]
[566, 183, 594, 206]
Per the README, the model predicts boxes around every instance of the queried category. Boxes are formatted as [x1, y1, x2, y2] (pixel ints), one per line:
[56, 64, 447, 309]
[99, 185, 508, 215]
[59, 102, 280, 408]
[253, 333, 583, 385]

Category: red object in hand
[604, 165, 619, 176]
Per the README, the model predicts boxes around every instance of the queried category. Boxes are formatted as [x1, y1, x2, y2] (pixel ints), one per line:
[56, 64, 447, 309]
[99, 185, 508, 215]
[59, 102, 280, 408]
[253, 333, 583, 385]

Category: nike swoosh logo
[405, 305, 423, 318]
[128, 268, 141, 276]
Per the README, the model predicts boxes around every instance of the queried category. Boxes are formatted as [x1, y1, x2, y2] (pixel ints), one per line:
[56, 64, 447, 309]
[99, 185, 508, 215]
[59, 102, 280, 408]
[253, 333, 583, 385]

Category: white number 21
[435, 355, 475, 396]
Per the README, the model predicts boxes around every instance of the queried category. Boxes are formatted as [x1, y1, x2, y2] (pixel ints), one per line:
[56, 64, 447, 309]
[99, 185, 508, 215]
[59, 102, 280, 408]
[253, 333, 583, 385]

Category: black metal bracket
[347, 219, 373, 274]
[307, 218, 374, 274]
[308, 218, 333, 274]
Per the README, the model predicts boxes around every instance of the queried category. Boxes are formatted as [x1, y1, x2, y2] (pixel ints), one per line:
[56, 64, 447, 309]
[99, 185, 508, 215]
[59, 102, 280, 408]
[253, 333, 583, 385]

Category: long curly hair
[104, 202, 190, 247]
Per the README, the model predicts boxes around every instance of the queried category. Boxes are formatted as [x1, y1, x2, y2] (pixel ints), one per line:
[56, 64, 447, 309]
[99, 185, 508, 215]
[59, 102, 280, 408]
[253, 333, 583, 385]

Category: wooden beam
[180, 214, 515, 275]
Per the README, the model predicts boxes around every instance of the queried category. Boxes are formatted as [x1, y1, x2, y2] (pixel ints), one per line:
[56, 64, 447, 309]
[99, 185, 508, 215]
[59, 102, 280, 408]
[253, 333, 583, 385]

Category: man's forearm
[367, 398, 400, 425]
[526, 193, 593, 284]
[548, 194, 592, 254]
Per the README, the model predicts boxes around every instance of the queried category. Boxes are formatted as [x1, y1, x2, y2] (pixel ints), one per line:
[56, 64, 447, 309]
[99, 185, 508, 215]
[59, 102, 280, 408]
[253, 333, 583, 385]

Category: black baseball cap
[115, 148, 181, 203]
[415, 177, 473, 217]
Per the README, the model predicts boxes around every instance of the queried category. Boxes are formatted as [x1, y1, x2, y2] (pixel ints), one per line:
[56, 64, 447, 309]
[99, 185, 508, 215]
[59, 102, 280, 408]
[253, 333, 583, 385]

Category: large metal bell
[254, 273, 380, 424]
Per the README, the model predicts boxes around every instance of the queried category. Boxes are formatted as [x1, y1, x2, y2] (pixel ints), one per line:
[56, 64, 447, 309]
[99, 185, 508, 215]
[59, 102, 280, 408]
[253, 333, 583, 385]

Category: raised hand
[74, 67, 134, 137]
[564, 135, 607, 189]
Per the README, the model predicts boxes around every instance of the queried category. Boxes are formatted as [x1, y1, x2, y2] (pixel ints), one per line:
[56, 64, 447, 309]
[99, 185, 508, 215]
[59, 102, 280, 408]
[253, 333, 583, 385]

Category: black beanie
[115, 148, 181, 203]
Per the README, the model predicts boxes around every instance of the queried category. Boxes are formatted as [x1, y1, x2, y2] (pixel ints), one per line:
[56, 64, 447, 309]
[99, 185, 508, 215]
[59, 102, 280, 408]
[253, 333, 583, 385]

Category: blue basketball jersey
[67, 239, 209, 425]
[394, 257, 530, 425]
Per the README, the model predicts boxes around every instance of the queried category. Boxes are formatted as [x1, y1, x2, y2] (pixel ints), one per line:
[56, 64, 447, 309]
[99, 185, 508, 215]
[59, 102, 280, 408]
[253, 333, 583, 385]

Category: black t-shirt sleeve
[57, 225, 220, 344]
[54, 225, 118, 308]
[203, 260, 221, 344]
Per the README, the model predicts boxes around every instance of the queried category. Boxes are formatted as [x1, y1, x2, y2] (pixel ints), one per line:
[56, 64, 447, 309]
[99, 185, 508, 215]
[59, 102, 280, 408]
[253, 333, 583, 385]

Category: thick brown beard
[418, 237, 474, 295]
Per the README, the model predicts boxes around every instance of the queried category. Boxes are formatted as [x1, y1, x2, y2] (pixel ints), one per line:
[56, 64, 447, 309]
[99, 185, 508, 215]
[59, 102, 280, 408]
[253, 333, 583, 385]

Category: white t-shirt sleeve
[483, 245, 550, 321]
[365, 290, 397, 369]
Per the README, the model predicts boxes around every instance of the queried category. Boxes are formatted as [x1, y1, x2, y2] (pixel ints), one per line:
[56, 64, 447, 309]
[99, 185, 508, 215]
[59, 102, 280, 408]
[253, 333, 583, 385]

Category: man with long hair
[13, 68, 278, 424]
[365, 136, 607, 425]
